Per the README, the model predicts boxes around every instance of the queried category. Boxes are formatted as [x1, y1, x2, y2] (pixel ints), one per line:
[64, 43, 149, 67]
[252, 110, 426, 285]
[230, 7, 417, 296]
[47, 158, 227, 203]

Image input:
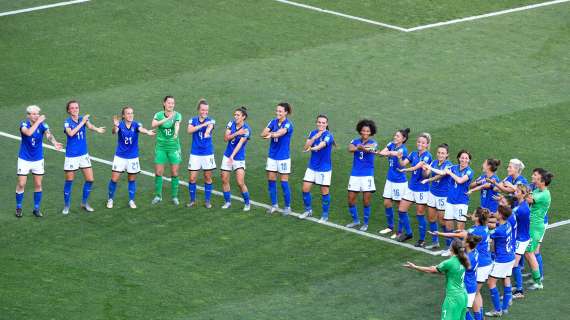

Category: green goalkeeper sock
[171, 176, 179, 199]
[532, 269, 542, 285]
[154, 175, 163, 198]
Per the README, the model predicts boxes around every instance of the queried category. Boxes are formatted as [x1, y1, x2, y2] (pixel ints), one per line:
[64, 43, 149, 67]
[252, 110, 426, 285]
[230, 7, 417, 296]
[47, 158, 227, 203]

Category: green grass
[1, 0, 569, 319]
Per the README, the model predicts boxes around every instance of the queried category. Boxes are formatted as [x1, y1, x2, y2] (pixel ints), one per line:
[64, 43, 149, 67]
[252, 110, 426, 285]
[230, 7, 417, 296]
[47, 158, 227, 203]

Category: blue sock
[322, 194, 330, 218]
[536, 253, 543, 278]
[64, 180, 73, 207]
[33, 191, 42, 210]
[16, 192, 24, 209]
[429, 221, 439, 243]
[82, 181, 93, 204]
[128, 180, 136, 201]
[242, 192, 250, 205]
[399, 211, 412, 236]
[502, 286, 512, 311]
[417, 215, 426, 241]
[108, 180, 117, 200]
[443, 225, 452, 248]
[513, 265, 523, 290]
[385, 207, 394, 229]
[397, 217, 403, 234]
[474, 311, 482, 320]
[223, 191, 231, 203]
[349, 205, 359, 223]
[280, 181, 291, 207]
[465, 310, 474, 320]
[363, 206, 371, 225]
[302, 191, 312, 211]
[189, 182, 197, 202]
[489, 287, 501, 312]
[204, 183, 213, 202]
[519, 256, 525, 268]
[268, 180, 277, 206]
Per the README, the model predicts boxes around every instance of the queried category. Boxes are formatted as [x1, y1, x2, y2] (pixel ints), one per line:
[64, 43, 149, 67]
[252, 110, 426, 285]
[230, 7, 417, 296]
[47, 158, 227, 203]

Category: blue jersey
[266, 118, 293, 160]
[490, 222, 515, 263]
[476, 174, 500, 212]
[115, 121, 141, 159]
[19, 120, 49, 161]
[350, 138, 377, 177]
[189, 116, 215, 156]
[514, 201, 531, 242]
[223, 121, 250, 161]
[429, 159, 453, 197]
[507, 212, 518, 253]
[407, 150, 432, 192]
[447, 165, 474, 205]
[386, 142, 408, 183]
[465, 249, 479, 294]
[64, 116, 88, 157]
[504, 175, 529, 207]
[307, 130, 334, 172]
[469, 225, 492, 267]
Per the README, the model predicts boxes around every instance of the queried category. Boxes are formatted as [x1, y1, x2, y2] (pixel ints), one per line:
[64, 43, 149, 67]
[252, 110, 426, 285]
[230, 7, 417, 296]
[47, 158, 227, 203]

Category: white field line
[0, 130, 441, 256]
[0, 0, 90, 17]
[546, 219, 570, 229]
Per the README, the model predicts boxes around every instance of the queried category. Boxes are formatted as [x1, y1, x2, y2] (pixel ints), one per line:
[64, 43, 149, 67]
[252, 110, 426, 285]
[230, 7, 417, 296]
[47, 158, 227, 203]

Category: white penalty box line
[275, 0, 570, 32]
[0, 0, 90, 17]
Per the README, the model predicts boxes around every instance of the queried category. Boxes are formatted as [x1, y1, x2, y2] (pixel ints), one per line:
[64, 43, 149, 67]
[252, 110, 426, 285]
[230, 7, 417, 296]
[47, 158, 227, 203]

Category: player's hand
[54, 142, 63, 150]
[146, 129, 156, 136]
[37, 115, 46, 123]
[314, 130, 324, 138]
[96, 127, 106, 134]
[444, 168, 452, 175]
[421, 179, 429, 184]
[397, 150, 403, 159]
[403, 261, 416, 269]
[303, 147, 311, 153]
[83, 114, 90, 123]
[228, 157, 234, 165]
[113, 115, 121, 127]
[466, 190, 472, 195]
[428, 231, 439, 236]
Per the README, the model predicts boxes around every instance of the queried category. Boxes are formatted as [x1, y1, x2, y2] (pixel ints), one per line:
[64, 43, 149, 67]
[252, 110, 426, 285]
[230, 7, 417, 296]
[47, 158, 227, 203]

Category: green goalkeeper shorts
[155, 148, 182, 165]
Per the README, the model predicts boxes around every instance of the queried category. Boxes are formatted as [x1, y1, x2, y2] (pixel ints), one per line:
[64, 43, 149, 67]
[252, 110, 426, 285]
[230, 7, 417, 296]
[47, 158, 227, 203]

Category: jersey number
[164, 128, 172, 136]
[124, 137, 133, 145]
[359, 151, 364, 160]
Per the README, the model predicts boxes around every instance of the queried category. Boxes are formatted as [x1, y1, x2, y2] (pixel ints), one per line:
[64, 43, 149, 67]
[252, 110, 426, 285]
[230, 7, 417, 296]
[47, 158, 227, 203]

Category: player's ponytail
[486, 158, 501, 172]
[398, 128, 411, 143]
[465, 234, 482, 250]
[498, 205, 512, 220]
[451, 240, 470, 270]
[473, 207, 489, 226]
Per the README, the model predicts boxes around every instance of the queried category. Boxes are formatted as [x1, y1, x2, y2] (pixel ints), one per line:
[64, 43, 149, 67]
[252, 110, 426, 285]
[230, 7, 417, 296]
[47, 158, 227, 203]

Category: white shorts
[17, 158, 45, 175]
[427, 192, 447, 211]
[477, 264, 493, 283]
[467, 293, 476, 308]
[64, 154, 92, 171]
[266, 158, 291, 174]
[188, 154, 216, 171]
[382, 180, 407, 201]
[444, 203, 468, 222]
[490, 260, 515, 279]
[112, 156, 140, 174]
[220, 155, 246, 171]
[515, 240, 530, 255]
[303, 168, 332, 186]
[403, 189, 428, 204]
[348, 176, 376, 192]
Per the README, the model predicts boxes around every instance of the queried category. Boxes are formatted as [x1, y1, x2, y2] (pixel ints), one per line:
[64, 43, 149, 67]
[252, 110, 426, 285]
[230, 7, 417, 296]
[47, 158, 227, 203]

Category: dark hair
[356, 119, 377, 136]
[457, 149, 472, 161]
[163, 95, 174, 102]
[451, 240, 470, 270]
[533, 168, 554, 186]
[277, 102, 292, 115]
[397, 128, 411, 143]
[504, 195, 515, 207]
[486, 158, 501, 172]
[498, 205, 512, 220]
[196, 98, 208, 110]
[473, 207, 489, 225]
[121, 106, 133, 119]
[317, 114, 336, 147]
[66, 100, 79, 113]
[437, 143, 449, 155]
[235, 106, 248, 119]
[466, 234, 482, 250]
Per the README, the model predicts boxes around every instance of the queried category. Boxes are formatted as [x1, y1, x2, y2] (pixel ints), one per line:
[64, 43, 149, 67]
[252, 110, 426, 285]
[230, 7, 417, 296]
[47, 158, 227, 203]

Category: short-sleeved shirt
[407, 150, 433, 192]
[350, 138, 377, 177]
[224, 121, 250, 161]
[477, 174, 500, 212]
[189, 116, 215, 156]
[465, 249, 479, 294]
[115, 121, 141, 159]
[19, 120, 49, 161]
[154, 111, 182, 151]
[447, 165, 474, 205]
[64, 116, 88, 157]
[490, 222, 515, 263]
[437, 256, 466, 297]
[386, 142, 408, 183]
[469, 225, 492, 267]
[266, 118, 293, 160]
[503, 175, 529, 207]
[514, 201, 531, 242]
[307, 130, 334, 172]
[429, 159, 453, 197]
[530, 188, 551, 229]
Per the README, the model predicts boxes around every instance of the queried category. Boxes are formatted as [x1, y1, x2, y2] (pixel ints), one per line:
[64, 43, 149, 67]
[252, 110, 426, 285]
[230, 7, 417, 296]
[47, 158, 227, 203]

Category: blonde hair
[509, 159, 525, 175]
[26, 105, 41, 114]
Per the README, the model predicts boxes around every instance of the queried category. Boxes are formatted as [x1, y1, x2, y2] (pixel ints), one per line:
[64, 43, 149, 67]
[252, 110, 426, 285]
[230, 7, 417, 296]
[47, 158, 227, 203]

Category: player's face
[234, 111, 245, 124]
[163, 98, 175, 112]
[531, 171, 542, 185]
[198, 104, 209, 119]
[275, 106, 287, 120]
[507, 163, 516, 176]
[27, 110, 40, 123]
[393, 132, 404, 144]
[316, 117, 327, 131]
[416, 137, 428, 151]
[458, 153, 470, 167]
[360, 126, 371, 140]
[436, 147, 448, 161]
[123, 108, 134, 122]
[67, 102, 80, 117]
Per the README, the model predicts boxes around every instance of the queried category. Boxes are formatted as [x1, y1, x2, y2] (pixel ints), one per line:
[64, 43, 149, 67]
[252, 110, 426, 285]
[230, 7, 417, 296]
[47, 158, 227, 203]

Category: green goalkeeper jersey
[437, 256, 467, 297]
[153, 111, 182, 151]
[530, 188, 551, 229]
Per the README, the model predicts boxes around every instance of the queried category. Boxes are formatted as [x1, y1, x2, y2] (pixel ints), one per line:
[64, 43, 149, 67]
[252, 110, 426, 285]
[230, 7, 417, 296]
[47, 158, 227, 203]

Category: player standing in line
[403, 239, 469, 320]
[106, 106, 155, 209]
[467, 159, 501, 229]
[377, 128, 410, 238]
[299, 115, 335, 222]
[494, 159, 528, 196]
[527, 168, 549, 284]
[151, 96, 182, 205]
[485, 205, 515, 317]
[507, 185, 531, 299]
[62, 100, 106, 214]
[344, 119, 377, 231]
[421, 143, 453, 250]
[464, 234, 481, 320]
[15, 105, 63, 217]
[187, 99, 216, 208]
[261, 102, 294, 215]
[220, 106, 251, 211]
[397, 133, 433, 245]
[523, 168, 553, 291]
